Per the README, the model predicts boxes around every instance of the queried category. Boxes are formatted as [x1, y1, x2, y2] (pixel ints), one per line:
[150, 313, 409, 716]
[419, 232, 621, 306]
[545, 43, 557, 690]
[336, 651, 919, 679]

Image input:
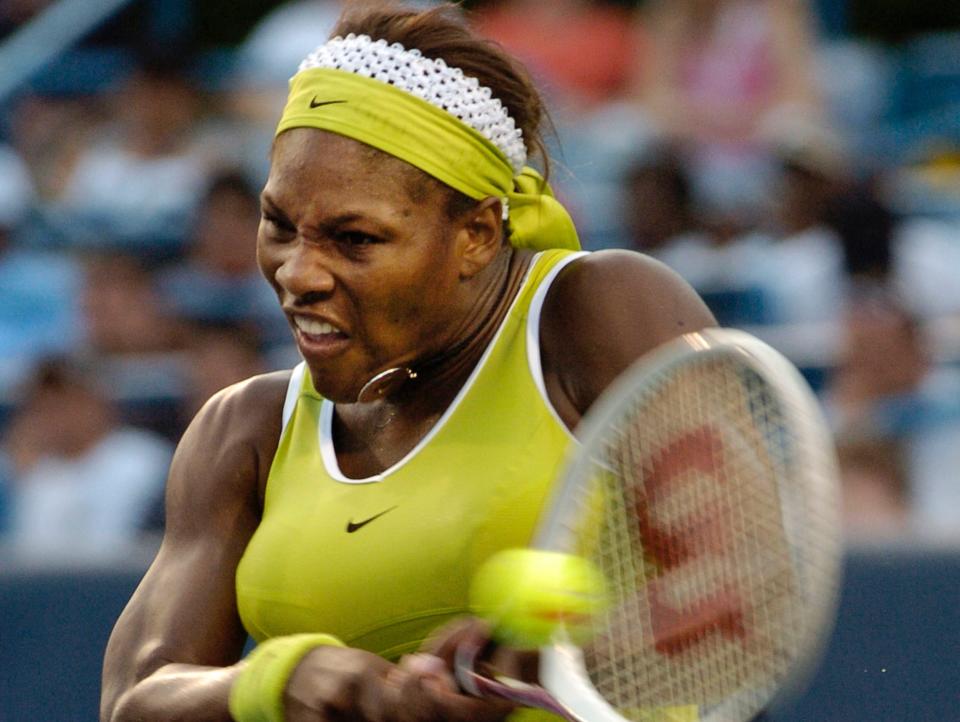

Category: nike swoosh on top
[310, 97, 347, 109]
[346, 505, 398, 533]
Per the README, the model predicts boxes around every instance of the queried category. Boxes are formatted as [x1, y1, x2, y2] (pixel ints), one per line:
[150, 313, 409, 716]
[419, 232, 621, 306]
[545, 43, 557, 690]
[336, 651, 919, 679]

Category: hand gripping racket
[456, 328, 843, 722]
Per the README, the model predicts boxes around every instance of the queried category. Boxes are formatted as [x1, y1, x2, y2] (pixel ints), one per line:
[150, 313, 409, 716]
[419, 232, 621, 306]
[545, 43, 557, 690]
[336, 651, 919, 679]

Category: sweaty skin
[100, 129, 715, 722]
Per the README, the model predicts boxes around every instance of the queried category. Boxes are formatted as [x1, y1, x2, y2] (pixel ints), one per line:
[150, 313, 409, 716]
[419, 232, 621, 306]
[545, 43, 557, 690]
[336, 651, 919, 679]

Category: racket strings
[569, 356, 832, 722]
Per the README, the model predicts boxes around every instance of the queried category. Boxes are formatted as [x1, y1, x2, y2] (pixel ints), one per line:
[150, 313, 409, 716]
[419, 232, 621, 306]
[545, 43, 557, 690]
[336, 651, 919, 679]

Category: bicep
[541, 250, 716, 422]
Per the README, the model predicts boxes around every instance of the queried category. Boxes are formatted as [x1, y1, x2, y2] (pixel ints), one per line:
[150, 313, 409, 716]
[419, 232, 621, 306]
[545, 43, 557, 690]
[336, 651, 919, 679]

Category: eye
[337, 230, 381, 246]
[261, 211, 294, 232]
[260, 212, 297, 243]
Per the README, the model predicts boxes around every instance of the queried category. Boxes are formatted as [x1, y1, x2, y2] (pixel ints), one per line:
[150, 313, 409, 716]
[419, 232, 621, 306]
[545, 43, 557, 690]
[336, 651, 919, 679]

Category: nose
[272, 240, 336, 304]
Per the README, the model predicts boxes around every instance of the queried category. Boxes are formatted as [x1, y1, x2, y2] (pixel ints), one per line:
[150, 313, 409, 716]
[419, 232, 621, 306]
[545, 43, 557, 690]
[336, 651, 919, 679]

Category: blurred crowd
[1, 0, 960, 564]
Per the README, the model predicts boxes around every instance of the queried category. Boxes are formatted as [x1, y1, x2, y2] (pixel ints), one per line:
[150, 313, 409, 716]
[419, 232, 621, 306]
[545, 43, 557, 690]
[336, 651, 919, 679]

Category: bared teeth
[294, 315, 340, 336]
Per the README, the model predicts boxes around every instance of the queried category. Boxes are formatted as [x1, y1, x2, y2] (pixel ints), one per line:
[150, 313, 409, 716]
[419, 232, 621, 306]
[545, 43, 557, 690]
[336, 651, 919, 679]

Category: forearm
[109, 663, 242, 722]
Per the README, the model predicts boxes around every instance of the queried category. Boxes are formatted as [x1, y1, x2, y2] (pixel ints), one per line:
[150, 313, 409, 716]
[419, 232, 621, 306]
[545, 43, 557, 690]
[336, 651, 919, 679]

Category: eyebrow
[262, 193, 398, 238]
[306, 213, 397, 240]
[259, 193, 284, 214]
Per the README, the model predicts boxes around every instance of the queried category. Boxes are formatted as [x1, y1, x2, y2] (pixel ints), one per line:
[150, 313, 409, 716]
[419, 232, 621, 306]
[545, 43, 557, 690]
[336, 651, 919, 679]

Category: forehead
[265, 128, 437, 215]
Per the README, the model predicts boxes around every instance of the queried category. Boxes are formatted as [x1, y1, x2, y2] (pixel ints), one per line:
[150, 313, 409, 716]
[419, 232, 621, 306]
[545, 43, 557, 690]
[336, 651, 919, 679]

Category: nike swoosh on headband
[310, 97, 347, 109]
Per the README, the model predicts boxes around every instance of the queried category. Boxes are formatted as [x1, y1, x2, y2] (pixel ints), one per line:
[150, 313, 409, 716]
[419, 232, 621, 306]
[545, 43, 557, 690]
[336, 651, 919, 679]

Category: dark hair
[825, 185, 896, 280]
[134, 42, 195, 82]
[626, 145, 691, 210]
[203, 169, 258, 204]
[333, 3, 546, 165]
[331, 2, 549, 222]
[19, 356, 100, 401]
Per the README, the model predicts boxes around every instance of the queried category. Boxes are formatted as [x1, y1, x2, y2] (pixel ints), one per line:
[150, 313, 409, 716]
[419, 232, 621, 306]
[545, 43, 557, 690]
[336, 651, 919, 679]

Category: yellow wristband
[229, 633, 346, 722]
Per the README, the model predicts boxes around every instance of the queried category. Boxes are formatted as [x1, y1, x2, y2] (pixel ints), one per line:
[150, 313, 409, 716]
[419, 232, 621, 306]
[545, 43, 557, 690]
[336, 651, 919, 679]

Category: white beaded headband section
[297, 34, 528, 175]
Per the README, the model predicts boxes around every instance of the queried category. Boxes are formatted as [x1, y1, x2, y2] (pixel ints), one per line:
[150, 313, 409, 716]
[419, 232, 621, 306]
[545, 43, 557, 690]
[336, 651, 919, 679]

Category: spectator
[745, 114, 850, 325]
[233, 0, 344, 93]
[0, 0, 51, 37]
[179, 321, 269, 422]
[623, 145, 698, 256]
[0, 358, 173, 561]
[4, 92, 104, 205]
[80, 251, 185, 356]
[0, 144, 82, 386]
[472, 0, 639, 110]
[887, 154, 960, 318]
[635, 0, 822, 218]
[825, 295, 960, 541]
[155, 170, 288, 347]
[76, 252, 189, 441]
[622, 144, 772, 325]
[53, 49, 213, 255]
[749, 113, 960, 328]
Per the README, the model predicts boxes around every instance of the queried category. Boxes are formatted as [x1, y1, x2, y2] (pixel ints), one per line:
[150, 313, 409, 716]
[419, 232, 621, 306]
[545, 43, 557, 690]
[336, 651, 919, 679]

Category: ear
[454, 197, 504, 280]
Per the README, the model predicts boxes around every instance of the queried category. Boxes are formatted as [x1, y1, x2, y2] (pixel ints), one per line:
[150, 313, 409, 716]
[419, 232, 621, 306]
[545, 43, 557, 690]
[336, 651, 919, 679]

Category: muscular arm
[101, 371, 289, 722]
[540, 250, 716, 429]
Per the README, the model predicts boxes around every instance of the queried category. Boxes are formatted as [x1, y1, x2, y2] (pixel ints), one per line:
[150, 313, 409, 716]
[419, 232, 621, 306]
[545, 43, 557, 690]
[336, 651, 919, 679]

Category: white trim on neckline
[281, 363, 307, 431]
[319, 251, 573, 484]
[525, 251, 587, 442]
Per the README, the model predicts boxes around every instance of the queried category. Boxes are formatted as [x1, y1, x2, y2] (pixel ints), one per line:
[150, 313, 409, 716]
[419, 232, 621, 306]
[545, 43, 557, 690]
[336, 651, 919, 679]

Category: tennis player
[100, 3, 715, 721]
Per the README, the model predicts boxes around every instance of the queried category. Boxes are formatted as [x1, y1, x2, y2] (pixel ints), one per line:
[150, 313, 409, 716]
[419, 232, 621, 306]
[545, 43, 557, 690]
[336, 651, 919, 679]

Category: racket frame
[533, 328, 844, 722]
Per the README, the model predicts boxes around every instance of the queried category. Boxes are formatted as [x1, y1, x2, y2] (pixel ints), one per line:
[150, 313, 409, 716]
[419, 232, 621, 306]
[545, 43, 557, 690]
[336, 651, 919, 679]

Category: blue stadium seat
[699, 287, 772, 327]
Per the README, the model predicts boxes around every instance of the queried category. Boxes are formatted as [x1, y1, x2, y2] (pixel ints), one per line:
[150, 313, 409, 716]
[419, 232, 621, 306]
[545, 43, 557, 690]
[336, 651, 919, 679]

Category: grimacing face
[258, 129, 478, 403]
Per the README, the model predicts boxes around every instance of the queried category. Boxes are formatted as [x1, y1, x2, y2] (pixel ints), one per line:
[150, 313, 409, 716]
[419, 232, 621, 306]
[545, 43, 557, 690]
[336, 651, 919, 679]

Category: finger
[294, 647, 393, 722]
[488, 646, 541, 683]
[427, 685, 516, 722]
[382, 666, 445, 722]
[418, 616, 475, 657]
[423, 617, 493, 670]
[360, 664, 410, 722]
[398, 653, 458, 694]
[389, 667, 514, 722]
[398, 653, 444, 676]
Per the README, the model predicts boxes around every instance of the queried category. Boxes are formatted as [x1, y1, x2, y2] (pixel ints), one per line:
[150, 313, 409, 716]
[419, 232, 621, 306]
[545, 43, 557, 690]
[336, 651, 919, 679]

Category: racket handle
[454, 638, 583, 722]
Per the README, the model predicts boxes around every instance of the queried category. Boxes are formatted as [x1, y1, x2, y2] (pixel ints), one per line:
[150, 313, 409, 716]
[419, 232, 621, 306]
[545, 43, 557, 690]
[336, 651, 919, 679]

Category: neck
[418, 248, 520, 387]
[333, 248, 534, 473]
[355, 247, 530, 409]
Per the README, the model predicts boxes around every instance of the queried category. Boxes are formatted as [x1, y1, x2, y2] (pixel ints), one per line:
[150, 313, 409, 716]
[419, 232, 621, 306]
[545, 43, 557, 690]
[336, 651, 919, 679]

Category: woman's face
[258, 129, 469, 402]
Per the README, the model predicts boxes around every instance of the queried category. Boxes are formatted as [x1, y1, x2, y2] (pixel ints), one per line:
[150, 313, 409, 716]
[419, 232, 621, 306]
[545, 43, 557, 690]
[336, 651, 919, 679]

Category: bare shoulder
[540, 250, 715, 420]
[548, 250, 712, 333]
[166, 369, 293, 531]
[187, 369, 291, 448]
[192, 368, 291, 430]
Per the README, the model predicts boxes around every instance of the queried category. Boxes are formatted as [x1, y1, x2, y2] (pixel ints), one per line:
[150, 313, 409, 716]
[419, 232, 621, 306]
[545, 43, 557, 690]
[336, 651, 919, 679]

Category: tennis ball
[470, 548, 607, 649]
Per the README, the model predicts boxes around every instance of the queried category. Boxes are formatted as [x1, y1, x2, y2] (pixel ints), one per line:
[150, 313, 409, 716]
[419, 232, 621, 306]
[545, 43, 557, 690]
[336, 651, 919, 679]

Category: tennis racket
[456, 328, 843, 722]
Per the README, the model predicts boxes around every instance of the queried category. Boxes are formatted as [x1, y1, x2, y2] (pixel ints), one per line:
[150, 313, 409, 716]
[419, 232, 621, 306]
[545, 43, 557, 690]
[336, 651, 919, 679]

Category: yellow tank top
[236, 248, 700, 722]
[236, 249, 583, 659]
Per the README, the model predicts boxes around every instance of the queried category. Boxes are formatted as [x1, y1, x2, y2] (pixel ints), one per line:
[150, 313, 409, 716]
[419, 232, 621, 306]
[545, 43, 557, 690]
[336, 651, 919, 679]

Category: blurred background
[1, 0, 959, 720]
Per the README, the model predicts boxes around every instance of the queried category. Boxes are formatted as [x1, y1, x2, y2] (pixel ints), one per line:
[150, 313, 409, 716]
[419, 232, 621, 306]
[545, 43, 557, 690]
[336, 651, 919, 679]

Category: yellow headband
[276, 67, 580, 251]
